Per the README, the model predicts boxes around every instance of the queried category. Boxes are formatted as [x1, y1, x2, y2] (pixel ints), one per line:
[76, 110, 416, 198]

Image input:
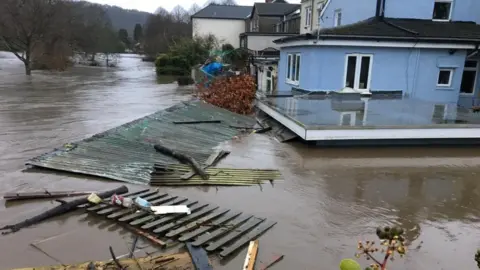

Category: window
[460, 60, 478, 94]
[344, 54, 373, 90]
[432, 0, 452, 21]
[334, 9, 342, 26]
[437, 69, 453, 87]
[286, 53, 301, 84]
[305, 7, 312, 27]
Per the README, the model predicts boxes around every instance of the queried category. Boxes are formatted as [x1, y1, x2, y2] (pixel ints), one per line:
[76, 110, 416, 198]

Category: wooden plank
[86, 189, 151, 211]
[106, 192, 168, 219]
[128, 197, 189, 226]
[141, 203, 207, 230]
[117, 195, 178, 222]
[205, 218, 265, 252]
[178, 211, 241, 242]
[166, 209, 231, 238]
[153, 205, 219, 235]
[242, 240, 259, 270]
[186, 242, 213, 270]
[94, 190, 159, 215]
[172, 120, 222, 124]
[180, 150, 230, 180]
[191, 214, 253, 247]
[219, 220, 277, 258]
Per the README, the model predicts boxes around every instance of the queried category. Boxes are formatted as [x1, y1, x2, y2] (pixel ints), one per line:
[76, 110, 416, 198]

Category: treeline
[0, 0, 128, 74]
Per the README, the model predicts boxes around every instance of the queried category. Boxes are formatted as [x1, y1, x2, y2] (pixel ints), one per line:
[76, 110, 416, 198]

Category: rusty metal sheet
[166, 209, 231, 238]
[191, 214, 253, 247]
[152, 205, 219, 235]
[177, 211, 241, 242]
[205, 218, 265, 252]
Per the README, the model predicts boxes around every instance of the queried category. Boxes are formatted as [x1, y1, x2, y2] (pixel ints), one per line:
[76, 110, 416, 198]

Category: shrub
[177, 76, 194, 86]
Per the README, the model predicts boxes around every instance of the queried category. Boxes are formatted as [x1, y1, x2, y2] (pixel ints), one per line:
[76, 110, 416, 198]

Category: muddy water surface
[1, 52, 480, 270]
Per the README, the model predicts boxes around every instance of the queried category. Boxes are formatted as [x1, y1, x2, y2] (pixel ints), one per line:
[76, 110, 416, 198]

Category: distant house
[191, 4, 252, 47]
[240, 1, 300, 51]
[299, 0, 328, 34]
[274, 0, 480, 109]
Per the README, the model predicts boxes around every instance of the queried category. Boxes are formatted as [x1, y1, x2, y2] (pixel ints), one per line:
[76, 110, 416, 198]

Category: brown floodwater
[1, 52, 480, 270]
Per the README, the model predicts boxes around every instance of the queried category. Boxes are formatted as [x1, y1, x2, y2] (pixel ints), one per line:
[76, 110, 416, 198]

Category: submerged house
[273, 0, 480, 109]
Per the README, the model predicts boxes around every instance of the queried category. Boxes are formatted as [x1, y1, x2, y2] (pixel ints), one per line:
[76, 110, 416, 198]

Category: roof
[252, 3, 300, 17]
[274, 17, 480, 44]
[191, 4, 252, 20]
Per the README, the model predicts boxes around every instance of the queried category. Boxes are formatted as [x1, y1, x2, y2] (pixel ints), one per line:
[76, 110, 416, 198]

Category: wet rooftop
[260, 94, 480, 129]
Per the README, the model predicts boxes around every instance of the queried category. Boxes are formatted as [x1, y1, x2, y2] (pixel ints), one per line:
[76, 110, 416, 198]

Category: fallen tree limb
[154, 144, 209, 180]
[4, 190, 93, 201]
[0, 185, 128, 235]
[180, 149, 230, 180]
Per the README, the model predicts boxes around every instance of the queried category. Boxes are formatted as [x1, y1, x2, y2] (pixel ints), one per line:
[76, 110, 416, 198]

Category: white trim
[256, 102, 306, 139]
[437, 68, 454, 87]
[460, 60, 478, 95]
[432, 0, 453, 21]
[279, 39, 476, 49]
[334, 9, 342, 27]
[257, 101, 480, 141]
[343, 54, 373, 91]
[286, 52, 301, 85]
[319, 0, 331, 20]
[305, 6, 312, 27]
[305, 128, 480, 140]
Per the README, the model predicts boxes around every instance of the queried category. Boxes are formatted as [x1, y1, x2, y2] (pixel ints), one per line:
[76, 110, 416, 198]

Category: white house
[191, 4, 252, 47]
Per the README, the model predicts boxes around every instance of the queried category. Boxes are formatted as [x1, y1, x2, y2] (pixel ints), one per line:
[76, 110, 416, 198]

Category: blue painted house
[273, 0, 480, 109]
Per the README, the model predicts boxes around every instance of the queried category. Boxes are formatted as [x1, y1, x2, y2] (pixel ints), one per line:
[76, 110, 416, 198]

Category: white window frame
[305, 7, 312, 27]
[436, 68, 454, 87]
[343, 54, 373, 91]
[334, 9, 342, 27]
[460, 60, 478, 95]
[432, 0, 453, 22]
[286, 53, 300, 85]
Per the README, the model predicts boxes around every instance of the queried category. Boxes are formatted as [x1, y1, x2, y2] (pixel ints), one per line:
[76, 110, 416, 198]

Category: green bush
[156, 65, 188, 76]
[177, 76, 194, 86]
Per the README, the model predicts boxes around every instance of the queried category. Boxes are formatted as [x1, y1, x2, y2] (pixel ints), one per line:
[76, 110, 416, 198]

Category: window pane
[292, 55, 296, 81]
[465, 61, 477, 68]
[460, 70, 476, 94]
[359, 56, 370, 89]
[345, 56, 357, 88]
[295, 55, 300, 81]
[337, 12, 342, 26]
[287, 55, 291, 80]
[433, 2, 451, 20]
[267, 80, 272, 92]
[437, 70, 451, 85]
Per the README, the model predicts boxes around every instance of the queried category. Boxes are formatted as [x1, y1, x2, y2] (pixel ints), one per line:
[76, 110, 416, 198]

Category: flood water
[2, 52, 480, 269]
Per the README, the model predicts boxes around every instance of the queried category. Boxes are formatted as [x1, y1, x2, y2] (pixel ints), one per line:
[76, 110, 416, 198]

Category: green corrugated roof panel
[26, 101, 257, 185]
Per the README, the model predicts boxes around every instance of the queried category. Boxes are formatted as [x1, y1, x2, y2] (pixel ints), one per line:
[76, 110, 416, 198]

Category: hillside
[79, 1, 151, 35]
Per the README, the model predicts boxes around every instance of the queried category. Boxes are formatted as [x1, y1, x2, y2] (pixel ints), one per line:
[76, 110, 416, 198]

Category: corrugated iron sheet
[151, 164, 282, 186]
[26, 101, 259, 185]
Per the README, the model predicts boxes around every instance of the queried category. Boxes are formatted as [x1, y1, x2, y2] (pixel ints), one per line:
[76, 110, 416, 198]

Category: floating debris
[243, 240, 259, 270]
[85, 189, 277, 257]
[11, 252, 196, 270]
[186, 242, 213, 270]
[4, 190, 94, 201]
[26, 101, 257, 185]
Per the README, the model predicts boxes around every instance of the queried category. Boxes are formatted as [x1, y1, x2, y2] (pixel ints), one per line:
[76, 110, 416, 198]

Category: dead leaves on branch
[197, 74, 257, 115]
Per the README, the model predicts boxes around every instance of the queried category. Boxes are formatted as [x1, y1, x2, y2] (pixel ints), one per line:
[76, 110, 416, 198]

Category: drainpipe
[311, 0, 314, 32]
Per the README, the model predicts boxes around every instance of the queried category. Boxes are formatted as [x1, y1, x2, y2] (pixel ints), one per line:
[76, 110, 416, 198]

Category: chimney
[266, 0, 273, 3]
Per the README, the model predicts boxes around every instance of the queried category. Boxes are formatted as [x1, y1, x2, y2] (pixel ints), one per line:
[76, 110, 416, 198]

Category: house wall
[247, 35, 288, 51]
[278, 45, 469, 105]
[300, 0, 328, 34]
[319, 0, 376, 29]
[192, 18, 245, 47]
[385, 0, 480, 23]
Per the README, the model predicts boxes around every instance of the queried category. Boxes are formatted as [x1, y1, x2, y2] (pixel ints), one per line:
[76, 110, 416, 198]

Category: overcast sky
[86, 0, 300, 13]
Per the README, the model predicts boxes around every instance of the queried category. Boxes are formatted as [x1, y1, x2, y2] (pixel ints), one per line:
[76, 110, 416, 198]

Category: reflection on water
[1, 52, 480, 270]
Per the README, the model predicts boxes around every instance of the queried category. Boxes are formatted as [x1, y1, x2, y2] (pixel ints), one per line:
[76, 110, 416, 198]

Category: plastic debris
[135, 197, 152, 208]
[87, 193, 102, 204]
[151, 205, 191, 215]
[111, 194, 133, 207]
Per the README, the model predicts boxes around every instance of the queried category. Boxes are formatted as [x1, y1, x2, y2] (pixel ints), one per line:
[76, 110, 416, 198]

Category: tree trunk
[25, 62, 32, 75]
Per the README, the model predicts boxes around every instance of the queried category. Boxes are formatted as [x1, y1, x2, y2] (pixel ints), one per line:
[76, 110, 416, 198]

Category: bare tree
[0, 0, 66, 75]
[171, 5, 190, 23]
[188, 3, 201, 15]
